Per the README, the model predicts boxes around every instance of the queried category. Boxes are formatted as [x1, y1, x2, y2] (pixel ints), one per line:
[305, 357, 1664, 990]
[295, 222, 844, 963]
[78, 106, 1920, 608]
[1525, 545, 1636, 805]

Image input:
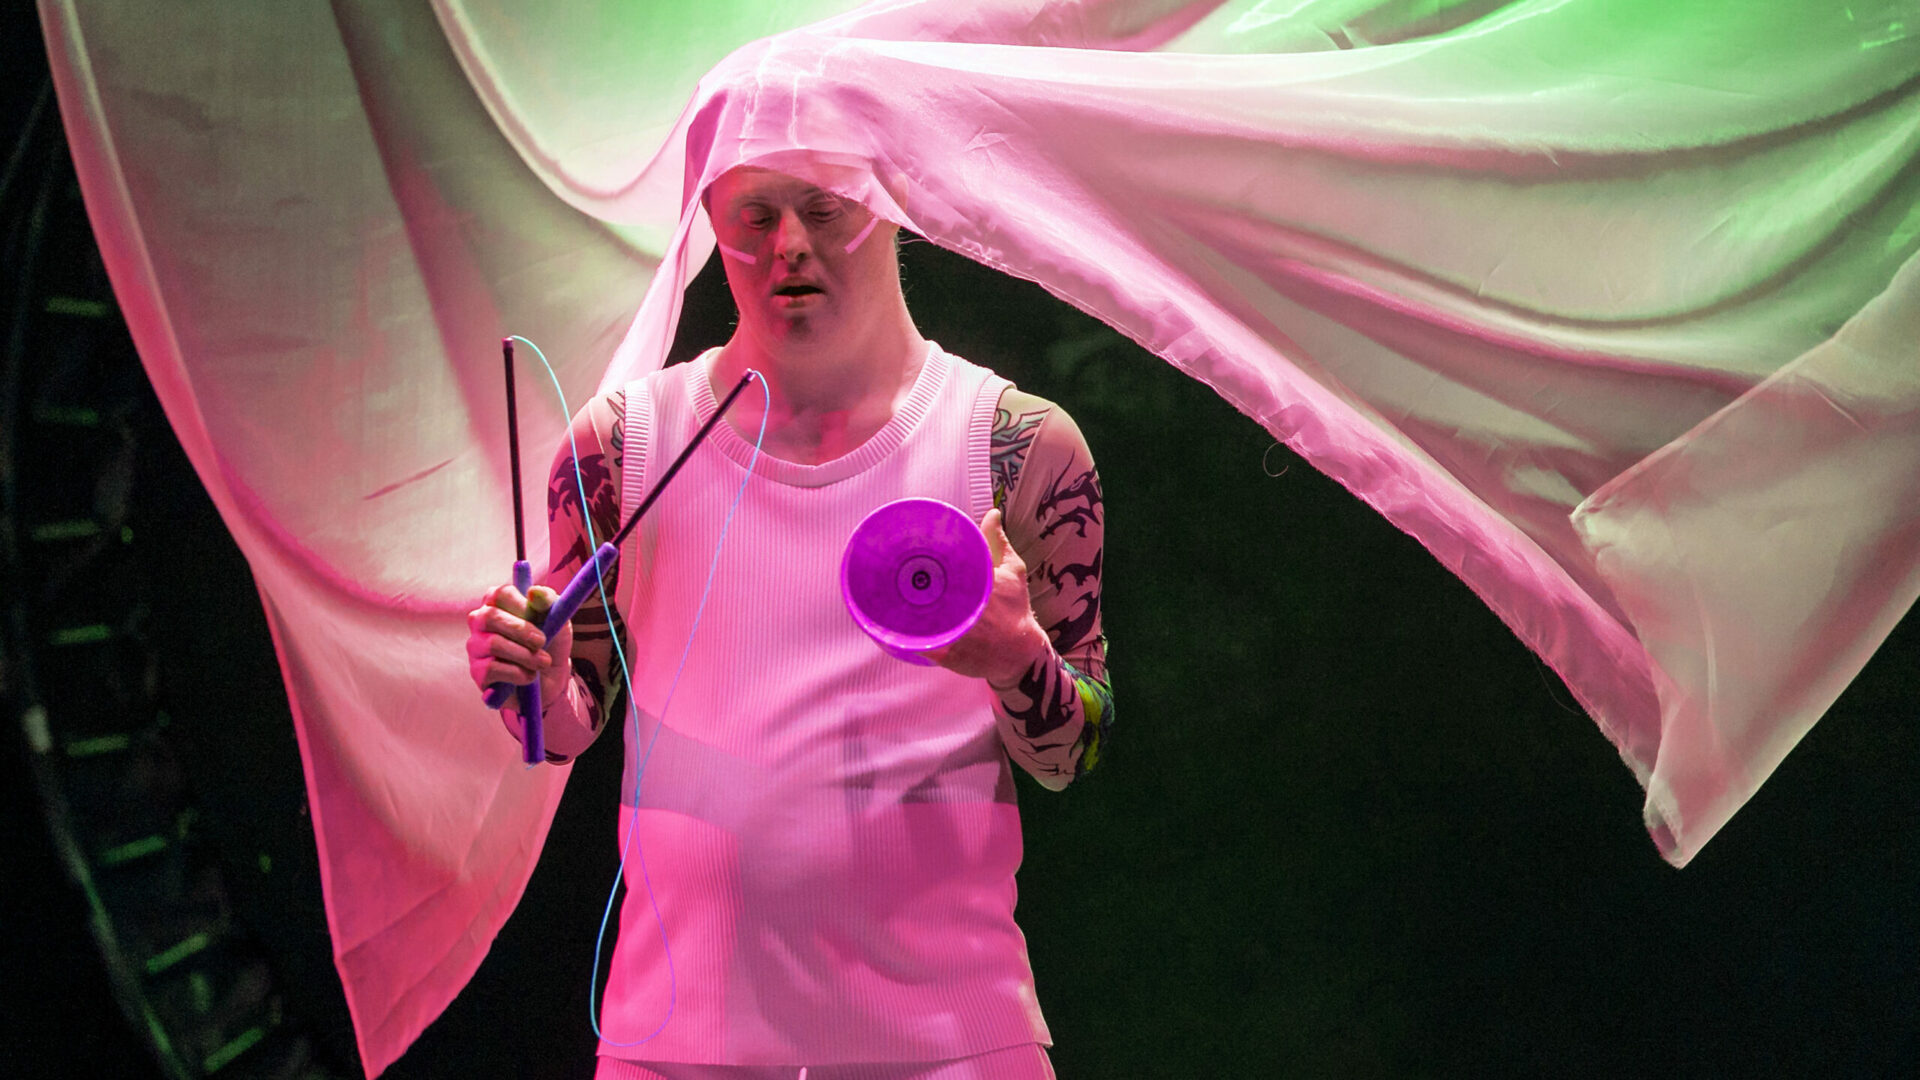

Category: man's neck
[711, 315, 928, 466]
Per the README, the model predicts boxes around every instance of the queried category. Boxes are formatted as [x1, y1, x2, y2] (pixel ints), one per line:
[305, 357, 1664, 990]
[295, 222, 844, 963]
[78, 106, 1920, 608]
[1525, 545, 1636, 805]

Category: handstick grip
[512, 560, 545, 763]
[481, 542, 622, 711]
[542, 541, 621, 634]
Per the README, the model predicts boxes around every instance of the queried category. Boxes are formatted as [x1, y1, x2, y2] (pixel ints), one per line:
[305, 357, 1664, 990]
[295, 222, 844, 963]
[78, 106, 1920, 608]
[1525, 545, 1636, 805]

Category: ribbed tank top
[598, 344, 1050, 1065]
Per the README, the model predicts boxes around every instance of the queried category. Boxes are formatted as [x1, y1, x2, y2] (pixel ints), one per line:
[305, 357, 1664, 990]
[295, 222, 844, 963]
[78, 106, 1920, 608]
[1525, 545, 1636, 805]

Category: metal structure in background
[0, 84, 341, 1080]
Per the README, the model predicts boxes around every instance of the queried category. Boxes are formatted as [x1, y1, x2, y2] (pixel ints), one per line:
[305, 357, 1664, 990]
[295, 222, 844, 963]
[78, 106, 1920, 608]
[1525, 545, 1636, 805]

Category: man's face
[706, 166, 899, 353]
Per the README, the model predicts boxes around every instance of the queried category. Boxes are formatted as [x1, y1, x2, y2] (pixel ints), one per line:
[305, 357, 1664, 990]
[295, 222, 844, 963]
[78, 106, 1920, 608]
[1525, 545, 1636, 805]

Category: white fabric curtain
[39, 0, 1920, 1073]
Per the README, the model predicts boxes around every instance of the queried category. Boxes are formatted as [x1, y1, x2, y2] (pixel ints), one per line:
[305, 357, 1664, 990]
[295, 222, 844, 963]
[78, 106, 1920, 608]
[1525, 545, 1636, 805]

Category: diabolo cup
[840, 498, 993, 664]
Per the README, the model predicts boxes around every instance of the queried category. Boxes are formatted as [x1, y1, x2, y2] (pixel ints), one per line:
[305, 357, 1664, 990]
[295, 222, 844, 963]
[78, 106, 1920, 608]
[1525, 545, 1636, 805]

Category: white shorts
[596, 1043, 1055, 1080]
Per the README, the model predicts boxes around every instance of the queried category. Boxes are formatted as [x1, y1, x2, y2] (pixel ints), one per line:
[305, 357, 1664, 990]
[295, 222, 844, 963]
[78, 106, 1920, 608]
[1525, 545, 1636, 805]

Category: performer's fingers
[999, 543, 1026, 580]
[468, 603, 547, 652]
[980, 508, 1009, 565]
[526, 584, 558, 624]
[471, 654, 539, 689]
[468, 624, 550, 668]
[481, 583, 531, 620]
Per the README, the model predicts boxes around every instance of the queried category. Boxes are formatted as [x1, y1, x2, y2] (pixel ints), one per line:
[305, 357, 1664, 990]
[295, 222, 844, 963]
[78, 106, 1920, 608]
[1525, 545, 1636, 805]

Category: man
[466, 164, 1110, 1080]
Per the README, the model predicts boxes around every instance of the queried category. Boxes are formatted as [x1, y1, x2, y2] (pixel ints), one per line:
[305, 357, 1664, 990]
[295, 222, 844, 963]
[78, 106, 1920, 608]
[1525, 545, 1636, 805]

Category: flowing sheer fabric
[38, 0, 1920, 1074]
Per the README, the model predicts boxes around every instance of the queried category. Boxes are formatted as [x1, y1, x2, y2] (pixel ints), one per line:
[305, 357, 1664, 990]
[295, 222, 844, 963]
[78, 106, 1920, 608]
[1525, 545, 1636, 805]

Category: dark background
[5, 10, 1915, 1080]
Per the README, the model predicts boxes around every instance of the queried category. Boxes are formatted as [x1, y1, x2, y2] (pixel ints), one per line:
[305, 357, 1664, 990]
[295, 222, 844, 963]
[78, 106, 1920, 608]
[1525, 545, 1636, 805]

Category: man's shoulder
[583, 356, 708, 440]
[617, 357, 697, 400]
[575, 386, 628, 443]
[992, 387, 1090, 456]
[990, 386, 1095, 514]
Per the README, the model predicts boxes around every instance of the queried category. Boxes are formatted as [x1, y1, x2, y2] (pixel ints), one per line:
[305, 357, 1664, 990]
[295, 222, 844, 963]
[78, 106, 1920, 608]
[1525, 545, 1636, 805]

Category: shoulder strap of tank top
[962, 357, 1013, 523]
[616, 371, 659, 624]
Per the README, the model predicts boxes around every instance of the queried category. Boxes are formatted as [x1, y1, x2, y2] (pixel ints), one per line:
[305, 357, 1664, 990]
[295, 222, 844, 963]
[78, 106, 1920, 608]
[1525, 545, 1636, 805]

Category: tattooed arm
[495, 390, 630, 763]
[990, 388, 1112, 790]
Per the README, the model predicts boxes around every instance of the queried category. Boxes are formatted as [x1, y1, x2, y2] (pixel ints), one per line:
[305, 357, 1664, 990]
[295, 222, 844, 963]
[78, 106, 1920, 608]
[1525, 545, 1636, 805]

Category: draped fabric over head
[38, 0, 1920, 1074]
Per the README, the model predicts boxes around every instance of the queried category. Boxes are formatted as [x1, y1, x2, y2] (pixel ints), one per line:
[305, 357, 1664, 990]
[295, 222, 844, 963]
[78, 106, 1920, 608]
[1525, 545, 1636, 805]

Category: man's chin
[764, 319, 834, 351]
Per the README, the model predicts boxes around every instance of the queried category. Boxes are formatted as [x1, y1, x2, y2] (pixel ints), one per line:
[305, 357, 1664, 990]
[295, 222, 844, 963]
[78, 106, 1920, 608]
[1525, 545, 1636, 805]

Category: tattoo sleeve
[989, 390, 1112, 790]
[500, 390, 628, 763]
[990, 403, 1049, 510]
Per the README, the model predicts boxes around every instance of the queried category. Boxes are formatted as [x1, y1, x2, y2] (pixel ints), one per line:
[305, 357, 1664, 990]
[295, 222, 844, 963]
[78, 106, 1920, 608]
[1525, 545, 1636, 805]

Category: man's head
[705, 166, 906, 360]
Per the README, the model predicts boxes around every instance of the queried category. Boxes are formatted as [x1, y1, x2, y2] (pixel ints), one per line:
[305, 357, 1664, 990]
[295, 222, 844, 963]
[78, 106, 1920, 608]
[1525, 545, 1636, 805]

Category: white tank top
[599, 344, 1049, 1065]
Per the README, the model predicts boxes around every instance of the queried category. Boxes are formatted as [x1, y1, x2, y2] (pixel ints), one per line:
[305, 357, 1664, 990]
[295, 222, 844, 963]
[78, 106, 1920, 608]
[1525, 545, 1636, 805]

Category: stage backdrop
[38, 0, 1920, 1074]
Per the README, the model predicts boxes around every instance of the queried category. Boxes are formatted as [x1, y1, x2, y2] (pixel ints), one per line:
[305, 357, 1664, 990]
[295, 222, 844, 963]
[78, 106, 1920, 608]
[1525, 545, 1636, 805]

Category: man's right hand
[466, 584, 574, 704]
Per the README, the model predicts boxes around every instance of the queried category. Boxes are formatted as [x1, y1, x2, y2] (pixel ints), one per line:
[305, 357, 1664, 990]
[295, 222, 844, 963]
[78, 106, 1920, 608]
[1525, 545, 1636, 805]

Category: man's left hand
[922, 508, 1053, 689]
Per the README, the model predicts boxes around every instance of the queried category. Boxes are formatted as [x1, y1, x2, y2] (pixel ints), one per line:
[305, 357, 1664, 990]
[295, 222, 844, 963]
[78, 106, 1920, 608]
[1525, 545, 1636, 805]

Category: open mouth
[774, 283, 823, 298]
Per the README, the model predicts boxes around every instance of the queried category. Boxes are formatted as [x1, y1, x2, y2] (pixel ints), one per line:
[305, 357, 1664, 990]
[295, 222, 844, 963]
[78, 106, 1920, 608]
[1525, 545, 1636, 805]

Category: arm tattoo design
[548, 391, 626, 567]
[1034, 462, 1102, 543]
[1043, 548, 1102, 657]
[994, 651, 1114, 784]
[528, 394, 628, 762]
[607, 390, 627, 465]
[991, 405, 1050, 509]
[1029, 461, 1105, 656]
[1004, 655, 1081, 740]
[570, 621, 628, 739]
[548, 452, 619, 564]
[996, 442, 1113, 784]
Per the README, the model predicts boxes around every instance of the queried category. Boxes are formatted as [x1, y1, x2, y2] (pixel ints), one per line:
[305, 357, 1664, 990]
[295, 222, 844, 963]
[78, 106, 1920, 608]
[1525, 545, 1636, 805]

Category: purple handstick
[536, 542, 620, 640]
[483, 542, 620, 710]
[512, 559, 544, 764]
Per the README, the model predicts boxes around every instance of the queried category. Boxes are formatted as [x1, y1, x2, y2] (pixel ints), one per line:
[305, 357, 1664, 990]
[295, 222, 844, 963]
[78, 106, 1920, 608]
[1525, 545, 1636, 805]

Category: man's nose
[771, 209, 813, 263]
